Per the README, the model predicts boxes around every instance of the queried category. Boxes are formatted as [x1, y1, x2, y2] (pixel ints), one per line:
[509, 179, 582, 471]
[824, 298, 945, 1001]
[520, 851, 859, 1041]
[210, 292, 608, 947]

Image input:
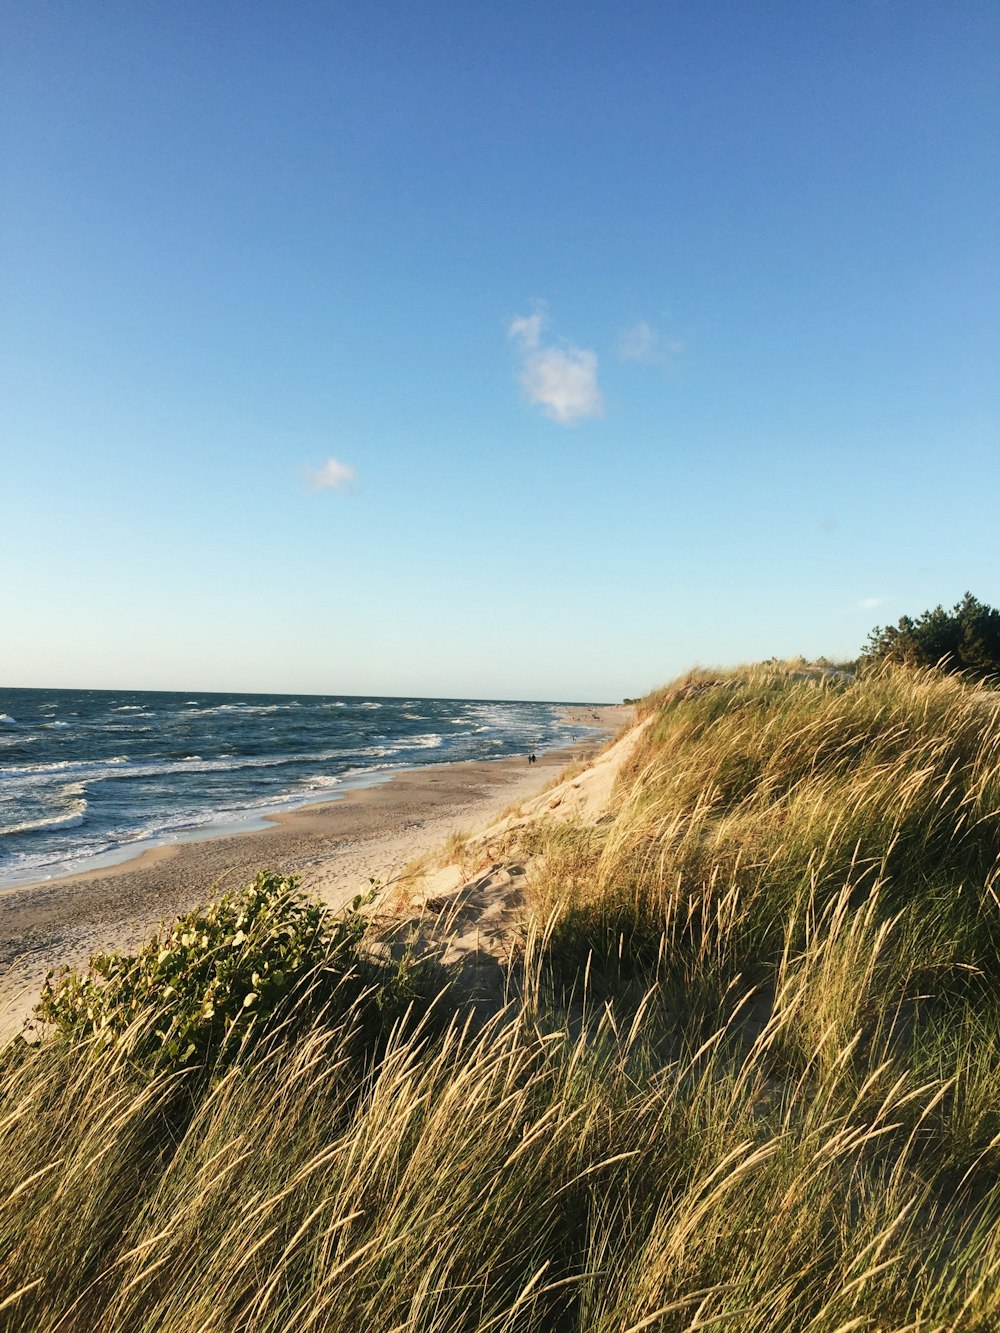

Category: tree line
[862, 591, 1000, 678]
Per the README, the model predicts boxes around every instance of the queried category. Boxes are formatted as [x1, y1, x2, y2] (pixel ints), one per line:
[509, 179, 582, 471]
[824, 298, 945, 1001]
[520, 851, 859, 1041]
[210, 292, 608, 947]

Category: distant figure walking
[528, 752, 537, 765]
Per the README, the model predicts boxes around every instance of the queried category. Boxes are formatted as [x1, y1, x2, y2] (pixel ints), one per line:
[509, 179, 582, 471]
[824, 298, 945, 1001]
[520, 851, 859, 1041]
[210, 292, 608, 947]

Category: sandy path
[0, 705, 633, 1040]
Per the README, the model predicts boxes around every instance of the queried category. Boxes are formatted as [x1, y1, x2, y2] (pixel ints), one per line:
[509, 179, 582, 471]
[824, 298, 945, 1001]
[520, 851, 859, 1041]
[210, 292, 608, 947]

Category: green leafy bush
[36, 871, 374, 1073]
[861, 591, 1000, 678]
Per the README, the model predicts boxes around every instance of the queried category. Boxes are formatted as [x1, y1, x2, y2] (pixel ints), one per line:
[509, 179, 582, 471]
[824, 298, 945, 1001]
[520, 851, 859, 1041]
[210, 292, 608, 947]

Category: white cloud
[520, 346, 603, 425]
[508, 312, 543, 350]
[618, 320, 658, 363]
[858, 596, 883, 610]
[618, 319, 684, 365]
[307, 457, 357, 491]
[508, 310, 603, 426]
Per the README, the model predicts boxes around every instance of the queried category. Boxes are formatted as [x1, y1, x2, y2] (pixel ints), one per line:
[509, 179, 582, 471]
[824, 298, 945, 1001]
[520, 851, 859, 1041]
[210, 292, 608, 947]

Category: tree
[861, 592, 1000, 678]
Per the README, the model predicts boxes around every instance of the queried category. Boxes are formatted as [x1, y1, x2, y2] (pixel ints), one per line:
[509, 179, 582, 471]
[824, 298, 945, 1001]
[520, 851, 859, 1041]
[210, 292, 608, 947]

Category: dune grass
[4, 663, 1000, 1330]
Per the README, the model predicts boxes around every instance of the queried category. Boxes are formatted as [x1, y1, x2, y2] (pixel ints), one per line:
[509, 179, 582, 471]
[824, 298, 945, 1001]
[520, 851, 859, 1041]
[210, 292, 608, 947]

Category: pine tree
[861, 593, 1000, 678]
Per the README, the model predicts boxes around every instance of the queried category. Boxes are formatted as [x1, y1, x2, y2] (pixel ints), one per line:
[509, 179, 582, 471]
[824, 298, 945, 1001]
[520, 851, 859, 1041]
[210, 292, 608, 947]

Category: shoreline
[0, 704, 634, 1040]
[0, 702, 614, 896]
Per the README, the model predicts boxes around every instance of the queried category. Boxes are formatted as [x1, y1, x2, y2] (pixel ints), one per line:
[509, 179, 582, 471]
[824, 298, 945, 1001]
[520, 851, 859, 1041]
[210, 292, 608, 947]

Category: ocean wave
[0, 755, 130, 781]
[400, 734, 444, 750]
[359, 702, 382, 710]
[0, 785, 87, 837]
[112, 754, 300, 780]
[94, 784, 329, 847]
[2, 750, 344, 788]
[179, 702, 289, 719]
[0, 714, 17, 726]
[337, 762, 404, 783]
[0, 733, 37, 748]
[354, 744, 395, 759]
[113, 705, 144, 712]
[216, 703, 283, 714]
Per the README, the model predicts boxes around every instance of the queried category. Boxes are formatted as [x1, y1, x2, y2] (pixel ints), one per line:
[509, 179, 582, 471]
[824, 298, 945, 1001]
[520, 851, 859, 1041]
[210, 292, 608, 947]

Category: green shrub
[36, 871, 373, 1074]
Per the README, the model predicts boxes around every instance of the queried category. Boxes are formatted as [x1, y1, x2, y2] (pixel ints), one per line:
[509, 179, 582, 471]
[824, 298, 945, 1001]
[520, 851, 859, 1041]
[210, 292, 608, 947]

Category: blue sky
[3, 1, 997, 700]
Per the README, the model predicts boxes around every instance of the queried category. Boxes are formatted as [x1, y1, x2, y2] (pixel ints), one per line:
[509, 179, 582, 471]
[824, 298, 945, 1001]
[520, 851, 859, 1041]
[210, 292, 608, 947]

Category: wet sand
[0, 704, 633, 1039]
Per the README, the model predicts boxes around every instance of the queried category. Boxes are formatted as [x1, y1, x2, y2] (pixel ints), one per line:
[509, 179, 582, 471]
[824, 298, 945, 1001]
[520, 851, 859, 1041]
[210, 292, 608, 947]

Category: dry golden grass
[4, 662, 1000, 1330]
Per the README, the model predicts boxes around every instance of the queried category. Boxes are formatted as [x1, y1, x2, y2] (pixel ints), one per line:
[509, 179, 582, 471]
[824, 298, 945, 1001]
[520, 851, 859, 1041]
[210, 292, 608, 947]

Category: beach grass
[4, 663, 1000, 1330]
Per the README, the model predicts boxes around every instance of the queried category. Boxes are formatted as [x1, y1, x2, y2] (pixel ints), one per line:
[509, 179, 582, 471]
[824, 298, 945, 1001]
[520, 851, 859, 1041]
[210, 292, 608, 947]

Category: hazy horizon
[0, 682, 618, 705]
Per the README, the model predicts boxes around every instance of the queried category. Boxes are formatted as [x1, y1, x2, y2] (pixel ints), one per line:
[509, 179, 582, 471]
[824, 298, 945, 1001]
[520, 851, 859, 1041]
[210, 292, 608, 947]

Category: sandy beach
[0, 704, 633, 1040]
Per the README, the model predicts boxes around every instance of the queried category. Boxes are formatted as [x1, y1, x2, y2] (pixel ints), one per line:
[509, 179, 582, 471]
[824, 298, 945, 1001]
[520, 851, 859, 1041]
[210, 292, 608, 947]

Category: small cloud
[618, 320, 684, 365]
[307, 457, 357, 491]
[521, 346, 602, 425]
[858, 596, 882, 610]
[508, 309, 603, 426]
[508, 311, 543, 350]
[618, 320, 658, 363]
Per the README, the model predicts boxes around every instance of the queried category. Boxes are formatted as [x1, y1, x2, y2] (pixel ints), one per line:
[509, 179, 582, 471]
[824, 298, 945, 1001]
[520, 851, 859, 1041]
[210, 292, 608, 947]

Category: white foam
[179, 702, 289, 719]
[0, 755, 129, 781]
[0, 733, 37, 748]
[0, 785, 87, 837]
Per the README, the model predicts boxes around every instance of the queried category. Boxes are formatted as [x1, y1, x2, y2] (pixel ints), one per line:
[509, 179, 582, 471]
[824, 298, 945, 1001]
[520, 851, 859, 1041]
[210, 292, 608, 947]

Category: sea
[0, 688, 599, 890]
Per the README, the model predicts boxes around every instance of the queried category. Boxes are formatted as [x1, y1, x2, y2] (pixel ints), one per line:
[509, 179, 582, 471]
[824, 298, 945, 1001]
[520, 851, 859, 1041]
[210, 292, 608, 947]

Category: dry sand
[0, 704, 634, 1040]
[373, 715, 654, 1014]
